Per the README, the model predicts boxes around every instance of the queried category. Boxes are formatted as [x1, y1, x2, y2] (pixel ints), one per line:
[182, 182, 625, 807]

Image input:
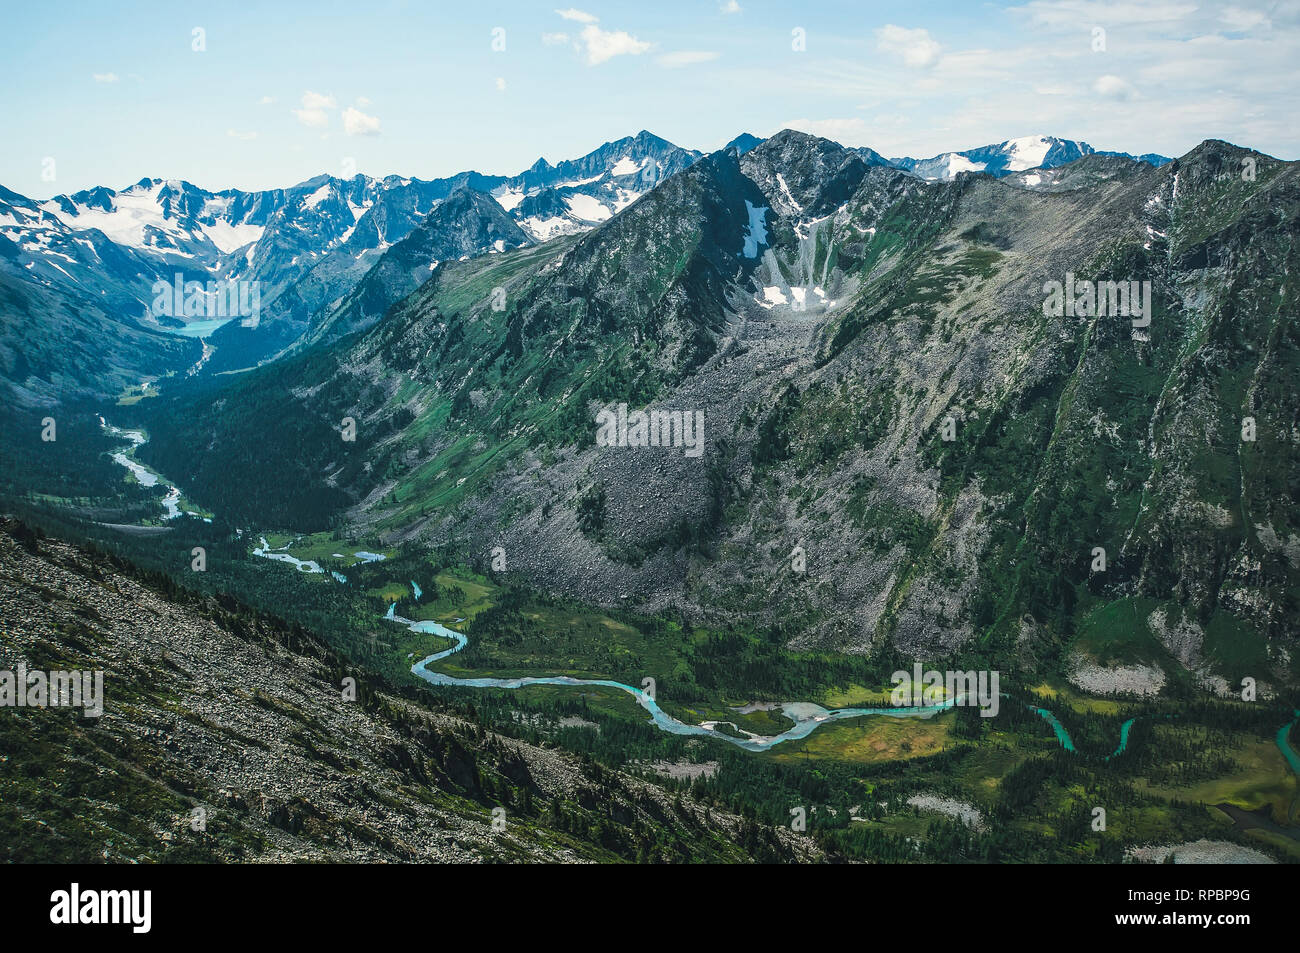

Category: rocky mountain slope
[0, 519, 814, 863]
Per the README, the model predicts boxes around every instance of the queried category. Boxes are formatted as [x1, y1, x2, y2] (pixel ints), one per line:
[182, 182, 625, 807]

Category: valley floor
[2, 502, 1296, 863]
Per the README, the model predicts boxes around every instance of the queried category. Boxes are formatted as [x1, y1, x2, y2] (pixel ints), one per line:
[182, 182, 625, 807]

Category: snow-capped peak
[1000, 135, 1054, 172]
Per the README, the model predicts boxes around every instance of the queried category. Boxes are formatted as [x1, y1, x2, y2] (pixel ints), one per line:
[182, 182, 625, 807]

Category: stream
[98, 417, 206, 522]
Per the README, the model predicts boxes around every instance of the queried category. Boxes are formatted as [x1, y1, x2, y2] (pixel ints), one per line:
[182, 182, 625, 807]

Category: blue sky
[2, 0, 1296, 197]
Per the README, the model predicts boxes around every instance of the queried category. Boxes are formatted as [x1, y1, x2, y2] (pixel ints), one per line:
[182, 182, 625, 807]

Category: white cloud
[1093, 74, 1137, 99]
[578, 24, 651, 65]
[342, 106, 381, 136]
[1220, 6, 1270, 31]
[258, 95, 275, 105]
[301, 91, 336, 110]
[295, 90, 337, 127]
[547, 10, 652, 65]
[875, 25, 941, 68]
[721, 0, 742, 12]
[657, 50, 720, 68]
[227, 129, 257, 141]
[496, 77, 507, 91]
[93, 72, 119, 83]
[356, 96, 372, 106]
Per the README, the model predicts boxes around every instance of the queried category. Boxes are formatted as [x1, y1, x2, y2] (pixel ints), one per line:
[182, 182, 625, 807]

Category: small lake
[166, 318, 235, 338]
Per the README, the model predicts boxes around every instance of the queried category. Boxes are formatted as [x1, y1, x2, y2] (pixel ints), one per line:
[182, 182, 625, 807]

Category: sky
[2, 0, 1297, 198]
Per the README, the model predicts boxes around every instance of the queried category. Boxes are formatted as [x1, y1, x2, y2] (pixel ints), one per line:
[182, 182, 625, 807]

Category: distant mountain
[0, 256, 198, 407]
[197, 173, 497, 373]
[853, 145, 895, 168]
[0, 182, 197, 323]
[40, 176, 277, 264]
[0, 185, 201, 405]
[890, 135, 1172, 181]
[300, 186, 534, 348]
[725, 133, 764, 155]
[487, 130, 702, 240]
[0, 131, 702, 390]
[20, 130, 697, 322]
[206, 132, 700, 370]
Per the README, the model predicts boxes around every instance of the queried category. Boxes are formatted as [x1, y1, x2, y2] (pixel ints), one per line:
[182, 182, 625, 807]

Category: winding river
[394, 614, 958, 752]
[98, 417, 205, 522]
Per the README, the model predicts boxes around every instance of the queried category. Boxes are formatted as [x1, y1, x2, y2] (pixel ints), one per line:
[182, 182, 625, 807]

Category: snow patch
[492, 186, 525, 212]
[302, 184, 331, 209]
[564, 193, 612, 222]
[775, 173, 802, 213]
[610, 156, 645, 176]
[942, 154, 986, 177]
[556, 173, 603, 189]
[41, 181, 180, 251]
[200, 220, 264, 254]
[1003, 135, 1052, 172]
[520, 215, 583, 241]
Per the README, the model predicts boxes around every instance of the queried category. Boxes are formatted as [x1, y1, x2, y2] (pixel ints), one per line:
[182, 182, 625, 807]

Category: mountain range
[1, 131, 1169, 400]
[74, 128, 1289, 702]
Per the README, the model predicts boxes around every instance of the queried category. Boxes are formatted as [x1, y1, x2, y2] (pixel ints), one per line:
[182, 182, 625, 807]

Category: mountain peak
[725, 133, 763, 155]
[743, 129, 873, 218]
[767, 127, 827, 147]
